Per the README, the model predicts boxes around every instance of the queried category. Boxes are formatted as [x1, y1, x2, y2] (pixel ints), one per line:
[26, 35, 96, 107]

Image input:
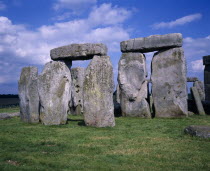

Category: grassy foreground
[0, 111, 210, 171]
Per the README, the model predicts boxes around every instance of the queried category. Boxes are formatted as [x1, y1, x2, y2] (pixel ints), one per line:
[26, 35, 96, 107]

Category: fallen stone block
[184, 125, 210, 139]
[50, 43, 107, 61]
[121, 33, 182, 53]
[0, 113, 20, 120]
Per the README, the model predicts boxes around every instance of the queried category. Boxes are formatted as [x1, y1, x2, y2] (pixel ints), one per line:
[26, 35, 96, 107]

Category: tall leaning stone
[70, 67, 85, 115]
[151, 47, 188, 117]
[18, 67, 39, 123]
[38, 61, 71, 125]
[83, 55, 115, 127]
[118, 53, 151, 118]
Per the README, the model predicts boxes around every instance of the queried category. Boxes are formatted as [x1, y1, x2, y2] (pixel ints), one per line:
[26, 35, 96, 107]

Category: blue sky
[0, 0, 210, 94]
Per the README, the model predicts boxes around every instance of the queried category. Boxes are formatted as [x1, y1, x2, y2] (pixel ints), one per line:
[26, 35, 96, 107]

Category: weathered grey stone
[184, 125, 210, 139]
[38, 61, 71, 125]
[0, 112, 20, 120]
[50, 43, 107, 61]
[193, 81, 205, 101]
[149, 94, 154, 114]
[151, 47, 188, 117]
[70, 67, 85, 115]
[187, 77, 198, 82]
[203, 55, 210, 65]
[116, 84, 121, 104]
[83, 55, 115, 127]
[191, 87, 205, 115]
[121, 33, 182, 53]
[205, 84, 210, 101]
[204, 65, 210, 84]
[18, 67, 39, 123]
[118, 52, 151, 118]
[113, 85, 121, 117]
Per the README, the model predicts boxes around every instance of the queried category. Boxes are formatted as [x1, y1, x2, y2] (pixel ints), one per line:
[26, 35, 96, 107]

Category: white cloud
[153, 13, 202, 29]
[183, 36, 210, 73]
[191, 60, 204, 71]
[53, 0, 96, 11]
[88, 3, 131, 26]
[0, 3, 131, 86]
[0, 1, 6, 11]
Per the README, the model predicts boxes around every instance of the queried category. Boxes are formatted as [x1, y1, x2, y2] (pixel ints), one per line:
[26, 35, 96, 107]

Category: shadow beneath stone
[67, 118, 83, 122]
[78, 120, 86, 126]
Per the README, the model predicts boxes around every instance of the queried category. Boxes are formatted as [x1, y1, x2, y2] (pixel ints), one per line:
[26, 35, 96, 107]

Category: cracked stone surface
[18, 66, 39, 123]
[50, 43, 107, 61]
[121, 33, 182, 53]
[151, 47, 188, 118]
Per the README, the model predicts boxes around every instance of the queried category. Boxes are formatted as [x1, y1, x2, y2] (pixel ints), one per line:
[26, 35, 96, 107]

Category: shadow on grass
[67, 118, 86, 126]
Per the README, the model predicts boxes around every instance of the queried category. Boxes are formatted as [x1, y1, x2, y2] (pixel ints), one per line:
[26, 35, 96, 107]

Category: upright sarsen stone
[38, 61, 71, 125]
[203, 55, 210, 101]
[18, 67, 39, 123]
[70, 67, 85, 115]
[151, 47, 188, 117]
[83, 55, 115, 127]
[118, 53, 151, 118]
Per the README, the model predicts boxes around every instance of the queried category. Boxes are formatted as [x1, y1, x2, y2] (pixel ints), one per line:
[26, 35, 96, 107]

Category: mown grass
[0, 111, 210, 171]
[0, 107, 19, 113]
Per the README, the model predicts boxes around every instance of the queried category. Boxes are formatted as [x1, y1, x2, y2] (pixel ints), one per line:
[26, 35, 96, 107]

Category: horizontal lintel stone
[50, 43, 107, 61]
[120, 33, 182, 53]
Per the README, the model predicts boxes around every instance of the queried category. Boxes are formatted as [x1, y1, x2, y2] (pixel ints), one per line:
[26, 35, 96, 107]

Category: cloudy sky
[0, 0, 210, 94]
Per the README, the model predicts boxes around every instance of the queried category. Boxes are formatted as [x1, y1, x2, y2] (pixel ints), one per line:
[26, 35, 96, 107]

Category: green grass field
[0, 108, 210, 170]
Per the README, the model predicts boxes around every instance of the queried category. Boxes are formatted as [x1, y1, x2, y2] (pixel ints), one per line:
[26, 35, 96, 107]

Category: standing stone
[18, 67, 39, 123]
[38, 61, 71, 125]
[70, 67, 85, 115]
[203, 55, 210, 101]
[191, 87, 205, 115]
[83, 55, 115, 127]
[118, 52, 151, 118]
[151, 47, 188, 117]
[121, 33, 182, 53]
[193, 81, 205, 101]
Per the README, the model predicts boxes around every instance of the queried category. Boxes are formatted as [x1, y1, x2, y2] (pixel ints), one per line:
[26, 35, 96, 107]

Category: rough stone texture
[204, 65, 210, 101]
[0, 113, 20, 120]
[113, 85, 121, 117]
[118, 52, 151, 118]
[50, 43, 107, 61]
[38, 61, 71, 125]
[18, 67, 39, 123]
[203, 55, 210, 65]
[204, 65, 210, 84]
[151, 47, 188, 118]
[187, 77, 198, 82]
[191, 87, 206, 115]
[205, 84, 210, 101]
[193, 81, 205, 101]
[121, 33, 182, 53]
[83, 55, 115, 127]
[184, 125, 210, 139]
[70, 67, 85, 115]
